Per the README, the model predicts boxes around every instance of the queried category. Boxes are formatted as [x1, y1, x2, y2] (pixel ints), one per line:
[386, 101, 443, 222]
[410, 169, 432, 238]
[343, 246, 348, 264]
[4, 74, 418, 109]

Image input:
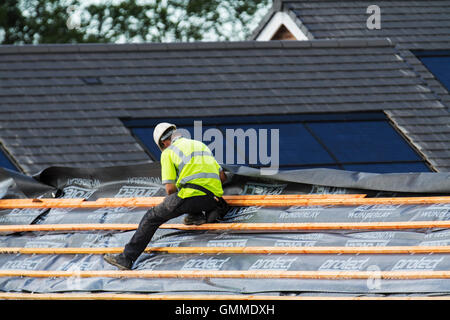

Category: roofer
[104, 122, 228, 270]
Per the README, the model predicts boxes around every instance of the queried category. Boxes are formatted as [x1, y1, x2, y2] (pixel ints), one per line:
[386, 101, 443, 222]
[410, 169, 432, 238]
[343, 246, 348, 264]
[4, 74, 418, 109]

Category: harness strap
[181, 183, 219, 201]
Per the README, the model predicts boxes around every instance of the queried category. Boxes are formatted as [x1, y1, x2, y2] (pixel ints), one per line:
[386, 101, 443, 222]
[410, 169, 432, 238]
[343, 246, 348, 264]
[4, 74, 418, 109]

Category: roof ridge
[0, 38, 394, 55]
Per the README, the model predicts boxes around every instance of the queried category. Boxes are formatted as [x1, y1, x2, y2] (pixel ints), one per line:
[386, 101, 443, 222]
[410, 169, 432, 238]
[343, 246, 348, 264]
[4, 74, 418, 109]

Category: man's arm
[165, 183, 177, 195]
[161, 150, 178, 195]
[220, 170, 227, 184]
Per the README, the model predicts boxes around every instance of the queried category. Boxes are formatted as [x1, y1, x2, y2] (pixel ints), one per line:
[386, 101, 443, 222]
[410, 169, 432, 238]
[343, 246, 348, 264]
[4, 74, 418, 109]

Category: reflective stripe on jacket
[160, 136, 223, 199]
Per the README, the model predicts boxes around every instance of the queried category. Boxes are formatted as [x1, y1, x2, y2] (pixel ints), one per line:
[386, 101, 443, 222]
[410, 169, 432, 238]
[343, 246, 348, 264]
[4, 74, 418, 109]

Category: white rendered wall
[256, 11, 308, 41]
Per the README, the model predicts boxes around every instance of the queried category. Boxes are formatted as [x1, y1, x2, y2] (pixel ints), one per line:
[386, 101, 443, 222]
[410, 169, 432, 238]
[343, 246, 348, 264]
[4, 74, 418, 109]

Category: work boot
[104, 253, 133, 270]
[183, 213, 206, 225]
[206, 208, 221, 223]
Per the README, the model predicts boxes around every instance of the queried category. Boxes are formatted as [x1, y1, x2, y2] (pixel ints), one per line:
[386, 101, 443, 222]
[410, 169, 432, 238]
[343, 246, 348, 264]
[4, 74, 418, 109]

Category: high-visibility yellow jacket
[160, 136, 223, 199]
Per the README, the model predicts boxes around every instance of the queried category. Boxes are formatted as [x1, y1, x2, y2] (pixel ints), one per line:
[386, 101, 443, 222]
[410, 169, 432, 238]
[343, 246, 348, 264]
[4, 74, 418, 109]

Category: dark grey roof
[252, 1, 450, 93]
[251, 0, 450, 147]
[0, 40, 449, 173]
[256, 0, 450, 50]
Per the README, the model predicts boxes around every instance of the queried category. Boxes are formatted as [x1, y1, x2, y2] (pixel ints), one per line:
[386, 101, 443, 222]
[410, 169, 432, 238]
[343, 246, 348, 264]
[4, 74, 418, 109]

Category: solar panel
[417, 52, 450, 91]
[126, 113, 431, 173]
[0, 147, 17, 172]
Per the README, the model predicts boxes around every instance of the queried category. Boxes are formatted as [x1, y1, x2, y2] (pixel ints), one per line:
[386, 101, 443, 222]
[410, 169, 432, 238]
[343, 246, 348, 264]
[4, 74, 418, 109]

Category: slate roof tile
[254, 2, 449, 98]
[408, 133, 450, 143]
[0, 40, 449, 173]
[251, 1, 450, 172]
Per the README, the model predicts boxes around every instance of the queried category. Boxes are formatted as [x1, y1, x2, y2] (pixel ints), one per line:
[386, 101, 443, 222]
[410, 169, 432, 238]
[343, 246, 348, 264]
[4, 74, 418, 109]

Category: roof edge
[249, 0, 280, 40]
[0, 38, 395, 54]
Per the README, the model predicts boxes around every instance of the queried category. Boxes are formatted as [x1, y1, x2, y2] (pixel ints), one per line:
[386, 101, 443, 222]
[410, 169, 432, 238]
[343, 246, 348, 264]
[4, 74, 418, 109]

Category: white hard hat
[153, 122, 177, 150]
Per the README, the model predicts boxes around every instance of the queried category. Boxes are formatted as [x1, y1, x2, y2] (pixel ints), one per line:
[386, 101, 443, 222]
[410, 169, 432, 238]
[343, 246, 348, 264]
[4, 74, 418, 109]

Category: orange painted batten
[1, 245, 450, 255]
[1, 221, 450, 233]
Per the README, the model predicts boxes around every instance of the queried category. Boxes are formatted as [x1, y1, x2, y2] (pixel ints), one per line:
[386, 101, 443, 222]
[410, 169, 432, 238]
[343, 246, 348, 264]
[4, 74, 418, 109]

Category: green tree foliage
[0, 0, 271, 44]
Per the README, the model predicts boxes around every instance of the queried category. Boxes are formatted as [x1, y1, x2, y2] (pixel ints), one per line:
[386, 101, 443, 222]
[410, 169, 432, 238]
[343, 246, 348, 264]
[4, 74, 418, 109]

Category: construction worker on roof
[104, 122, 228, 270]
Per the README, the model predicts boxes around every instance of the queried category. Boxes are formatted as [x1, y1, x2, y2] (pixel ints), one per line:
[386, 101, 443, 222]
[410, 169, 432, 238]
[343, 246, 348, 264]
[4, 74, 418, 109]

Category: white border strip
[256, 12, 308, 41]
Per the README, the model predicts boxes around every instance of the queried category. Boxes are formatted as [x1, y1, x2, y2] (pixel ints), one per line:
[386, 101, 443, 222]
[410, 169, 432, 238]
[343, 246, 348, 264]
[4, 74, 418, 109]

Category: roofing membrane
[1, 163, 450, 299]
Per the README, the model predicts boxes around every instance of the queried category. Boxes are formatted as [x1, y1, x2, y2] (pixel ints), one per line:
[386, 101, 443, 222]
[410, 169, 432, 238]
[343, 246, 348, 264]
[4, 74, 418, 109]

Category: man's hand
[220, 170, 227, 184]
[165, 183, 177, 195]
